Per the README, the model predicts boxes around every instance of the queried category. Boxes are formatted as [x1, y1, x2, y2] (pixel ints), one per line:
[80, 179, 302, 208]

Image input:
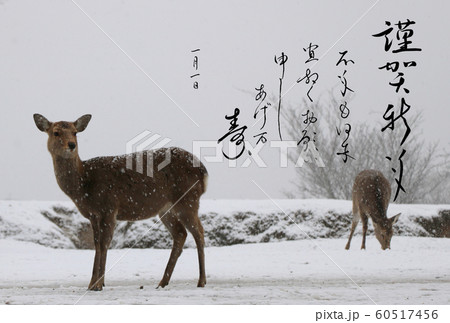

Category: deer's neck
[52, 155, 86, 200]
[371, 214, 388, 227]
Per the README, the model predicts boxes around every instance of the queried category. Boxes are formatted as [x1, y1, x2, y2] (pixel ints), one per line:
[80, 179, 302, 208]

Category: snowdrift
[0, 200, 449, 249]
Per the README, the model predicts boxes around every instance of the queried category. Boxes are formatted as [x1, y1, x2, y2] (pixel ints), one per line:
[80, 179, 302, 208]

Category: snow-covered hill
[0, 200, 449, 249]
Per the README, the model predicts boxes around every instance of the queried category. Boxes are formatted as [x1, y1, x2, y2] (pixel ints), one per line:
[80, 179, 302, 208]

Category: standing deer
[33, 114, 208, 291]
[345, 169, 401, 250]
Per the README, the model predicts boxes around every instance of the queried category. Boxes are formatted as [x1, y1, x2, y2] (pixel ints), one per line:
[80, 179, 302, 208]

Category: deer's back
[352, 170, 391, 221]
[79, 147, 207, 221]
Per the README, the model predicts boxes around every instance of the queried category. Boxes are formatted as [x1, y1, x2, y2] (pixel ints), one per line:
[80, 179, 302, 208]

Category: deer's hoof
[197, 280, 206, 288]
[157, 281, 168, 289]
[88, 283, 103, 291]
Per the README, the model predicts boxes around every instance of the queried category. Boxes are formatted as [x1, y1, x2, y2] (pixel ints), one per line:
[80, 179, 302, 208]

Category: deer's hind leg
[345, 206, 361, 250]
[158, 211, 187, 288]
[176, 199, 206, 288]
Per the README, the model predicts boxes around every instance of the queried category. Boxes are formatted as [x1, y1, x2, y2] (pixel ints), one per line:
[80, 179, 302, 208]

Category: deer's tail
[198, 161, 208, 194]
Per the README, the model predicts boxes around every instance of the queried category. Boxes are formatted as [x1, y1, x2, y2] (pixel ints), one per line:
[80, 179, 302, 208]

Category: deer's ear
[74, 114, 92, 132]
[390, 213, 401, 225]
[33, 114, 52, 132]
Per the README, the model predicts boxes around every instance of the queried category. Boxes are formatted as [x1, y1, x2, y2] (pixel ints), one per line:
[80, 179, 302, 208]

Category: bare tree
[282, 92, 450, 204]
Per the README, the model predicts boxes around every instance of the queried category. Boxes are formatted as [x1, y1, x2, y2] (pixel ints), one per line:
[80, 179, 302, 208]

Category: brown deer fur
[34, 114, 208, 291]
[345, 169, 401, 250]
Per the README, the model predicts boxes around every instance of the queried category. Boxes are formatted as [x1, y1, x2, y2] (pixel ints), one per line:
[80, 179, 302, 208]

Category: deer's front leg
[345, 214, 359, 250]
[88, 216, 116, 291]
[89, 218, 102, 291]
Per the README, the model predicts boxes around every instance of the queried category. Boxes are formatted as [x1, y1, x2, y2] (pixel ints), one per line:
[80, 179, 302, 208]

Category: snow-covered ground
[1, 199, 449, 304]
[1, 236, 449, 305]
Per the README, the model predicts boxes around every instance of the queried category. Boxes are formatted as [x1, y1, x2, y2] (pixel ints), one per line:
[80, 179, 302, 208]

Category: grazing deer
[33, 114, 208, 291]
[345, 169, 401, 250]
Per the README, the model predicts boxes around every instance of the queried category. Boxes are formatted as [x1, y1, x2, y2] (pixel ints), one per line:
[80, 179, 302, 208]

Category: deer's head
[34, 114, 92, 159]
[373, 213, 401, 250]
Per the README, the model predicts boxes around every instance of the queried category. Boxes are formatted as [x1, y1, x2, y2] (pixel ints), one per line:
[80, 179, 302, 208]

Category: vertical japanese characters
[335, 50, 355, 163]
[217, 108, 247, 160]
[253, 84, 270, 146]
[191, 48, 200, 89]
[217, 44, 326, 166]
[297, 43, 320, 102]
[275, 52, 289, 140]
[373, 19, 421, 201]
[296, 43, 322, 162]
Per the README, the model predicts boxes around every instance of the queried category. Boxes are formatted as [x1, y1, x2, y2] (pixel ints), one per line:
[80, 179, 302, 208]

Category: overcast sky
[1, 0, 449, 201]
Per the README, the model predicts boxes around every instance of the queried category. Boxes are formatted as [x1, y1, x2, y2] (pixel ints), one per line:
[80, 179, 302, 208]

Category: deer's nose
[68, 142, 76, 150]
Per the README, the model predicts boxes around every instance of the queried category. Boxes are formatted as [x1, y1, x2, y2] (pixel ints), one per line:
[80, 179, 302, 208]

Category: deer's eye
[53, 132, 60, 137]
